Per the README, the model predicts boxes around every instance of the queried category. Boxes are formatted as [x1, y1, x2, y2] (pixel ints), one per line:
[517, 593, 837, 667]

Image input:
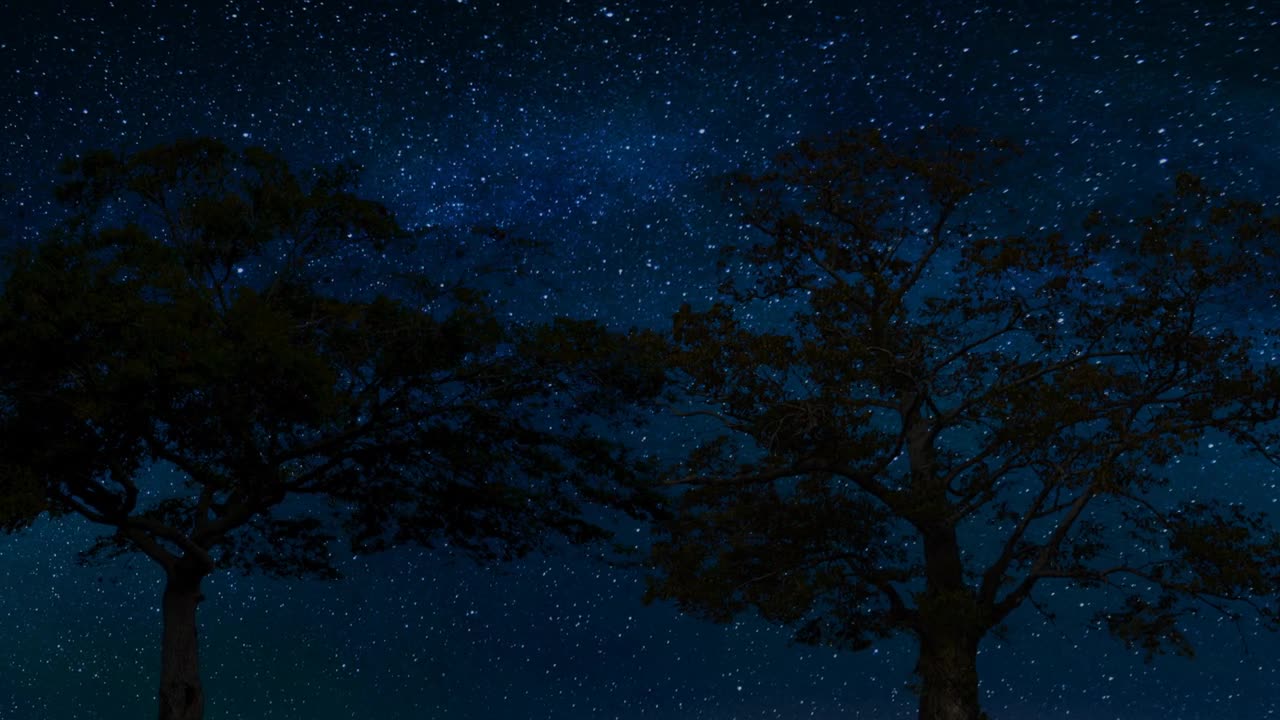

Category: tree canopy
[643, 127, 1280, 720]
[0, 137, 652, 720]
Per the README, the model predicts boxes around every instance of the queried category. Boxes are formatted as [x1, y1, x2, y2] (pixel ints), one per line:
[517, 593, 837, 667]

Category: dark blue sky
[2, 1, 1279, 718]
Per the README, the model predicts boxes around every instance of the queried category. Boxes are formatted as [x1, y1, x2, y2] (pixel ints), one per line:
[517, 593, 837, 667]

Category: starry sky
[2, 1, 1280, 718]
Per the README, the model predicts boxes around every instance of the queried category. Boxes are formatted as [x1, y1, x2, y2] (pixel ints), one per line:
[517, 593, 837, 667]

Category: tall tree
[644, 127, 1280, 720]
[0, 138, 648, 720]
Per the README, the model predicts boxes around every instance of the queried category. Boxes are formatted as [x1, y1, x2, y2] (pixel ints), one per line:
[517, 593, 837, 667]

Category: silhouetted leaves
[2, 138, 657, 575]
[644, 125, 1280, 717]
[0, 135, 667, 720]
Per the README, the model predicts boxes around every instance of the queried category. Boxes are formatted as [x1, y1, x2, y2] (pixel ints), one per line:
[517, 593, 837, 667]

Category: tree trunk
[915, 525, 987, 720]
[158, 561, 210, 720]
[915, 622, 984, 720]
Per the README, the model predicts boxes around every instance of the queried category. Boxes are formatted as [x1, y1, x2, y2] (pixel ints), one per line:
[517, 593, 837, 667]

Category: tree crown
[647, 126, 1280, 658]
[0, 138, 654, 579]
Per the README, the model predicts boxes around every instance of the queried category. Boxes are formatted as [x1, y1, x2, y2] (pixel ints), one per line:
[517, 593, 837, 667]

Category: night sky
[2, 1, 1280, 718]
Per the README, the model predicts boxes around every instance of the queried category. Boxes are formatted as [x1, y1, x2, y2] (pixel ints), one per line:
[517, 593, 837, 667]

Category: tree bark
[158, 560, 210, 720]
[915, 621, 984, 720]
[914, 526, 987, 720]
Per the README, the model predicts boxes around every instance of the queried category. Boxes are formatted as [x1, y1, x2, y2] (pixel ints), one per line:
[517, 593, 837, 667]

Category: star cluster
[2, 1, 1280, 718]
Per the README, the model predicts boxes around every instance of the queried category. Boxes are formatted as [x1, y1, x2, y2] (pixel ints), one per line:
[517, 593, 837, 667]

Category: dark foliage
[0, 137, 654, 568]
[0, 137, 657, 719]
[643, 126, 1280, 719]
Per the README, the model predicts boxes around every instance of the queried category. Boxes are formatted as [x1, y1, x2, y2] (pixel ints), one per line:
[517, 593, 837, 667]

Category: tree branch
[941, 349, 1132, 427]
[664, 461, 830, 488]
[124, 516, 215, 571]
[991, 480, 1099, 624]
[978, 479, 1056, 606]
[119, 526, 179, 570]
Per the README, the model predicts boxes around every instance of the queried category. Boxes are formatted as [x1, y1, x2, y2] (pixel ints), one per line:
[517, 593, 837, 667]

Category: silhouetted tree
[0, 138, 649, 720]
[644, 127, 1280, 720]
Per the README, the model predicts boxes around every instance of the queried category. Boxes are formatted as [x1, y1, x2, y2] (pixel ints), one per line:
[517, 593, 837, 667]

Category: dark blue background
[2, 2, 1278, 717]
